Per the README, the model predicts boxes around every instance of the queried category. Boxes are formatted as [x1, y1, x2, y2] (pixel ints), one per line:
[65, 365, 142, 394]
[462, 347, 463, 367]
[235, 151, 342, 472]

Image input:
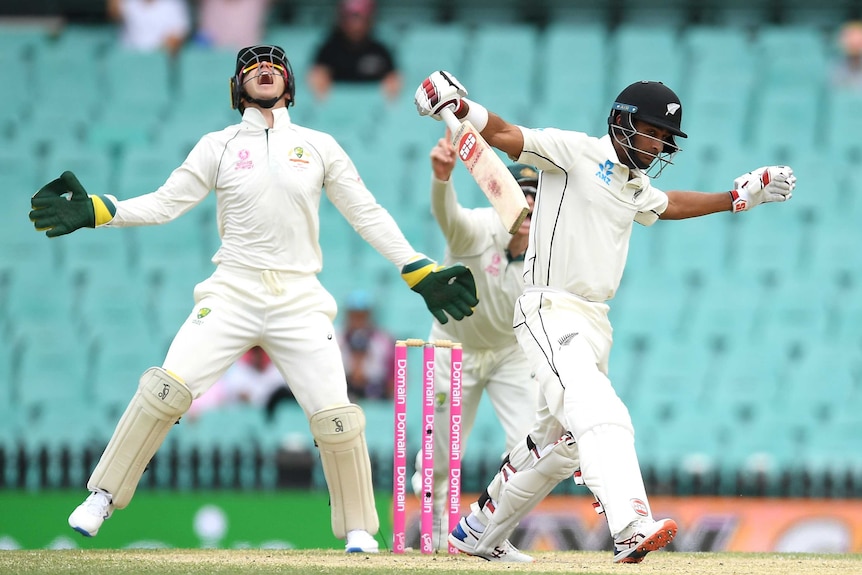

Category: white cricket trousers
[513, 288, 652, 536]
[162, 265, 351, 416]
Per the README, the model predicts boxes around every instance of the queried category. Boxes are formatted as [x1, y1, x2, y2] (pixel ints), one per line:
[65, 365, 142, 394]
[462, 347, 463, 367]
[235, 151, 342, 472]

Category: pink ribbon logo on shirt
[236, 149, 254, 170]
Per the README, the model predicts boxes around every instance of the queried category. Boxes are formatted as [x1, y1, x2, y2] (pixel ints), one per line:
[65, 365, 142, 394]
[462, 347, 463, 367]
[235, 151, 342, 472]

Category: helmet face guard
[230, 45, 295, 112]
[607, 81, 687, 178]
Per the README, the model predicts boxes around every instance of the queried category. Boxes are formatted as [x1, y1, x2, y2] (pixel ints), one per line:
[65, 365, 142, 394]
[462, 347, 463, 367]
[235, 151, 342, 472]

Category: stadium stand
[1, 3, 860, 498]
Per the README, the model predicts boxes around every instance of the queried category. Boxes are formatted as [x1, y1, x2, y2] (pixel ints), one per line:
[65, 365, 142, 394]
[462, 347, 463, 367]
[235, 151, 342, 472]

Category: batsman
[415, 71, 796, 563]
[28, 46, 478, 552]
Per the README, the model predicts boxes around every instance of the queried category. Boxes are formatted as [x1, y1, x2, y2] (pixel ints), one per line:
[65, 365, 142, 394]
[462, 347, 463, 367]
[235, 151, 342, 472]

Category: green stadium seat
[175, 45, 237, 102]
[263, 25, 327, 77]
[697, 0, 771, 27]
[609, 25, 685, 100]
[41, 147, 113, 198]
[396, 24, 470, 92]
[4, 271, 80, 345]
[535, 23, 609, 134]
[717, 408, 799, 495]
[824, 90, 862, 160]
[449, 0, 522, 24]
[19, 399, 101, 489]
[464, 24, 539, 124]
[102, 49, 173, 109]
[750, 88, 821, 154]
[92, 336, 166, 419]
[753, 26, 829, 88]
[115, 146, 189, 200]
[15, 323, 92, 409]
[31, 43, 102, 127]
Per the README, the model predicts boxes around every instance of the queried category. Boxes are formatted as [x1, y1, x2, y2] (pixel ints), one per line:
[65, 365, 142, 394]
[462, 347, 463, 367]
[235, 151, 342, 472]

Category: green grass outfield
[0, 550, 859, 575]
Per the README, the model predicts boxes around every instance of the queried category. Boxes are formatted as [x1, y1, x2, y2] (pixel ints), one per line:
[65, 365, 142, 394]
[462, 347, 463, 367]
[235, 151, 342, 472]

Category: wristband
[729, 190, 747, 213]
[461, 98, 489, 132]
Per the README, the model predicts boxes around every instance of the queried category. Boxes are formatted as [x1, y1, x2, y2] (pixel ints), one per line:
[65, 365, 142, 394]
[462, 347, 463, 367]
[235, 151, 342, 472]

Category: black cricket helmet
[508, 163, 539, 196]
[230, 45, 295, 112]
[607, 80, 686, 177]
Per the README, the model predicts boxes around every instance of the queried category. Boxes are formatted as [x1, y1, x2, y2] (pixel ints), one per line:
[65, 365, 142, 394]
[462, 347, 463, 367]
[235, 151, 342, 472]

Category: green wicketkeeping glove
[401, 257, 479, 324]
[29, 171, 116, 237]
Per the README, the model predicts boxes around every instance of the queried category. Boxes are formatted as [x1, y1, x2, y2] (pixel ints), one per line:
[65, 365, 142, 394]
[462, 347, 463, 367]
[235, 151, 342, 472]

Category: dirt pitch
[1, 550, 860, 575]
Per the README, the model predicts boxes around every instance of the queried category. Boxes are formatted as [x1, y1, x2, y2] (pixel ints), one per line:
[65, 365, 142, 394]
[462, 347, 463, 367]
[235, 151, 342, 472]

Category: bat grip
[439, 107, 461, 135]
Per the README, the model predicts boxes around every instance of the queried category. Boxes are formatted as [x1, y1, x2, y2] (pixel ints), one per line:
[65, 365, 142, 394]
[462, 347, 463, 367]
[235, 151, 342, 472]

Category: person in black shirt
[307, 0, 401, 100]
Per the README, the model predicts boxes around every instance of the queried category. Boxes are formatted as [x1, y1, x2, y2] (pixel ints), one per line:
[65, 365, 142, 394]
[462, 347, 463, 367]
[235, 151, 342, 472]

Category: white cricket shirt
[518, 129, 668, 302]
[107, 107, 418, 273]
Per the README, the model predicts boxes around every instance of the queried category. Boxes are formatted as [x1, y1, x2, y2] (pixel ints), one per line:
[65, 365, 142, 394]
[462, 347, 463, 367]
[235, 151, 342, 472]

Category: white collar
[242, 106, 291, 129]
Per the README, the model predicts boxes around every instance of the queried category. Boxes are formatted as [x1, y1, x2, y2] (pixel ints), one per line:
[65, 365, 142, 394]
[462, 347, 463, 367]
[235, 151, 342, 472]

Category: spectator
[187, 346, 294, 421]
[107, 0, 191, 55]
[337, 290, 395, 401]
[193, 0, 270, 50]
[831, 20, 862, 90]
[307, 0, 401, 101]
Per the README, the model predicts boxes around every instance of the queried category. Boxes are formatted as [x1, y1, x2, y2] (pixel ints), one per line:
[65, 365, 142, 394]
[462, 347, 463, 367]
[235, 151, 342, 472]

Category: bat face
[451, 121, 528, 232]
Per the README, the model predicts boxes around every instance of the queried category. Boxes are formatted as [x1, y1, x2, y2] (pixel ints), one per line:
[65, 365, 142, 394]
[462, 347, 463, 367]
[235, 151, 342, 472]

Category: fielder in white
[415, 71, 796, 563]
[28, 46, 479, 553]
[410, 134, 539, 554]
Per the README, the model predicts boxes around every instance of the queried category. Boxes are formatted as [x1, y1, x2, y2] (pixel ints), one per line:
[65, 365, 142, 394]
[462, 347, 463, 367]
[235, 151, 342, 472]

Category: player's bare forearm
[455, 102, 524, 160]
[661, 191, 732, 220]
[481, 113, 524, 160]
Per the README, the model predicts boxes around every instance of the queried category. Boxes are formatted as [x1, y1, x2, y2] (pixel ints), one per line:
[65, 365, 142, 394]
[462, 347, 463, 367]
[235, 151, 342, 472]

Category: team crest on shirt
[596, 160, 613, 184]
[288, 146, 310, 172]
[235, 149, 254, 170]
[289, 146, 310, 165]
[192, 307, 211, 325]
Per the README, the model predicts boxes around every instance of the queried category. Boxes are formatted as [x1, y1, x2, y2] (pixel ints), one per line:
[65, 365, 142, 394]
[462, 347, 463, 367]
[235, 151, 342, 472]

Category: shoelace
[84, 494, 111, 517]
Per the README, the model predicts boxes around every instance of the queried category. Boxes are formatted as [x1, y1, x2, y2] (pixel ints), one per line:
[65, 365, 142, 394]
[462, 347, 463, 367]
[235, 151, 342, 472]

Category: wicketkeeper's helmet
[508, 163, 539, 196]
[230, 45, 295, 113]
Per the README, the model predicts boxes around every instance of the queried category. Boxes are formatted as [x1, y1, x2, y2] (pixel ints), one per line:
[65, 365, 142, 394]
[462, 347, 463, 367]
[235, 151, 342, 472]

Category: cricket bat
[440, 108, 529, 234]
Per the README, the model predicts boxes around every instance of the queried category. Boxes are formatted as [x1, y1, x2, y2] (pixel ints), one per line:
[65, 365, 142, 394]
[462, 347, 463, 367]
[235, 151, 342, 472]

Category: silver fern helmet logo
[666, 103, 681, 115]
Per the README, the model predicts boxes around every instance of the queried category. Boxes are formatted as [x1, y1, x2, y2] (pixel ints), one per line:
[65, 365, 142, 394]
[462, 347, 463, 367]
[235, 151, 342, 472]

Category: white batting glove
[414, 70, 468, 120]
[730, 165, 796, 213]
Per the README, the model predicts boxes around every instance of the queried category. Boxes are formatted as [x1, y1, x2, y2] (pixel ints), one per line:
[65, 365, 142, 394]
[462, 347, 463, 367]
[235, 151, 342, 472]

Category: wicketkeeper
[28, 46, 479, 553]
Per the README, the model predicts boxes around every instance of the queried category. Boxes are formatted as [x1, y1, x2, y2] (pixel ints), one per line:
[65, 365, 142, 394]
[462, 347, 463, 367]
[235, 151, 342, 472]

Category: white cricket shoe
[345, 529, 379, 553]
[613, 517, 678, 564]
[448, 516, 533, 562]
[68, 491, 114, 537]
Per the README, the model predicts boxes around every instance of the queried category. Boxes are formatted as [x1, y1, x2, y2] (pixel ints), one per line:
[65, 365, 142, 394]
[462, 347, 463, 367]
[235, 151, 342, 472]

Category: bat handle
[439, 107, 461, 135]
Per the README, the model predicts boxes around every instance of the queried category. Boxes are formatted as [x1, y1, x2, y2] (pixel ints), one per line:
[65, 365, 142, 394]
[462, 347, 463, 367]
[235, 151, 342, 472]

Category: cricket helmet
[230, 45, 295, 113]
[607, 80, 686, 177]
[508, 163, 539, 196]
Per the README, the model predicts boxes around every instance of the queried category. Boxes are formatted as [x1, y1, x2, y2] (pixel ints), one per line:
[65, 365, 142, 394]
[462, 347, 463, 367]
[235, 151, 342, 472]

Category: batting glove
[401, 256, 478, 324]
[29, 171, 116, 237]
[414, 70, 468, 121]
[730, 165, 796, 213]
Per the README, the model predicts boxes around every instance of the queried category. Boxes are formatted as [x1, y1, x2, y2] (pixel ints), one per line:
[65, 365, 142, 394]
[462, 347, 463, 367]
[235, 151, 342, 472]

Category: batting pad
[310, 404, 379, 539]
[478, 434, 579, 555]
[88, 367, 192, 509]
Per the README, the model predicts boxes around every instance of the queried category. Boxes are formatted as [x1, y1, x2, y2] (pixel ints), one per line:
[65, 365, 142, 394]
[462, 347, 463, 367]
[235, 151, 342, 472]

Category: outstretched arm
[661, 165, 796, 220]
[661, 191, 731, 220]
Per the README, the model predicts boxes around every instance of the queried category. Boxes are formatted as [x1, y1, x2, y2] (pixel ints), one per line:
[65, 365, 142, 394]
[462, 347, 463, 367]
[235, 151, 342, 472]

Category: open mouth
[258, 74, 274, 85]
